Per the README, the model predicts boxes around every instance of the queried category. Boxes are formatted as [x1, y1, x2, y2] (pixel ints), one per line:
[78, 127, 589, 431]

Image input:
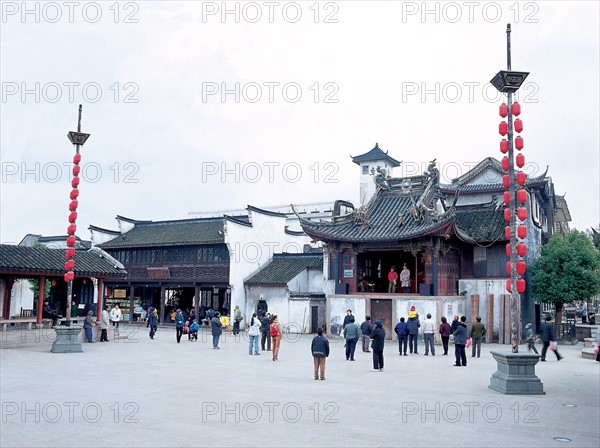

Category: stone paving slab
[1, 326, 598, 448]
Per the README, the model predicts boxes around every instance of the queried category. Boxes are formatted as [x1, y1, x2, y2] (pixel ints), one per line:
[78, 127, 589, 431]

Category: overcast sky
[1, 1, 598, 244]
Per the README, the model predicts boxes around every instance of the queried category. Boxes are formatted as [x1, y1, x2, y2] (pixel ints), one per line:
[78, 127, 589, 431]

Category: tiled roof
[0, 245, 127, 278]
[245, 253, 323, 285]
[300, 188, 453, 243]
[351, 143, 401, 167]
[99, 218, 225, 249]
[454, 207, 507, 243]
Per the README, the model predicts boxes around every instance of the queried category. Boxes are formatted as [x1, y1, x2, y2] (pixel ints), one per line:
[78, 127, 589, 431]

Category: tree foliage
[531, 230, 600, 305]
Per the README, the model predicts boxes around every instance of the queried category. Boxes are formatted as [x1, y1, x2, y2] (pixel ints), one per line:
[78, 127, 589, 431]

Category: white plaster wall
[327, 296, 367, 335]
[289, 270, 308, 293]
[90, 229, 121, 246]
[307, 269, 323, 292]
[459, 278, 507, 338]
[244, 285, 287, 326]
[288, 299, 311, 333]
[226, 210, 312, 322]
[455, 193, 495, 206]
[10, 279, 34, 316]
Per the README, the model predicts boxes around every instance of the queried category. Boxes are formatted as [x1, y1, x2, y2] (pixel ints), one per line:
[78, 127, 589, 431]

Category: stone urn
[51, 325, 83, 353]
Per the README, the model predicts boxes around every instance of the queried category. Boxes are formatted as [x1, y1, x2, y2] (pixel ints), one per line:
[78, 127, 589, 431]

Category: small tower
[351, 143, 401, 205]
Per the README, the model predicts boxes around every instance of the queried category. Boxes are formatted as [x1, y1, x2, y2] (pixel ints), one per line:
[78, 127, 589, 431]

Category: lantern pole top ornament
[67, 105, 90, 147]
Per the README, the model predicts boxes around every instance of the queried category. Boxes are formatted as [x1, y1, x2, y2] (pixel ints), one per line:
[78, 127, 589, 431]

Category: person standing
[311, 328, 330, 380]
[147, 307, 158, 339]
[453, 316, 468, 366]
[469, 316, 486, 358]
[343, 316, 360, 361]
[270, 315, 282, 361]
[387, 267, 398, 293]
[233, 305, 243, 335]
[110, 304, 122, 330]
[175, 309, 185, 343]
[422, 313, 436, 356]
[260, 313, 271, 351]
[394, 317, 409, 356]
[100, 305, 110, 342]
[524, 323, 538, 354]
[370, 320, 386, 371]
[540, 315, 562, 361]
[439, 317, 451, 356]
[71, 300, 78, 319]
[582, 301, 588, 324]
[407, 306, 420, 354]
[400, 263, 411, 293]
[360, 316, 373, 352]
[83, 310, 94, 343]
[248, 313, 261, 355]
[211, 312, 222, 349]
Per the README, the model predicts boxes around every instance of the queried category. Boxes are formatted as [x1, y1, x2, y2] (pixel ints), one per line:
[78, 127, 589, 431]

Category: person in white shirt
[248, 313, 261, 355]
[422, 313, 436, 356]
[110, 304, 123, 330]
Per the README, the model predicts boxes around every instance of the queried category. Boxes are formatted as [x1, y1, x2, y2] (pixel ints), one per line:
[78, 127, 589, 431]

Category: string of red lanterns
[500, 101, 527, 293]
[64, 152, 81, 283]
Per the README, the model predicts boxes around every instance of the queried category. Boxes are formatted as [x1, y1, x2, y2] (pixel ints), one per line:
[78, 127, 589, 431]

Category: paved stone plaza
[1, 325, 598, 448]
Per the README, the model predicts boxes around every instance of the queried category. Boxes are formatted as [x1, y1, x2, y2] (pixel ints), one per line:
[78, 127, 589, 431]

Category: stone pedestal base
[489, 351, 545, 395]
[51, 325, 83, 353]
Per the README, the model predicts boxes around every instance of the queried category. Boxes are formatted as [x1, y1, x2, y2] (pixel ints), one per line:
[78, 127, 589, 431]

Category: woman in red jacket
[270, 315, 282, 361]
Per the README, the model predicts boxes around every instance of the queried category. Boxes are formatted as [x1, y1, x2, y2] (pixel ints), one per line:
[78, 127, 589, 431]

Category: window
[362, 165, 369, 175]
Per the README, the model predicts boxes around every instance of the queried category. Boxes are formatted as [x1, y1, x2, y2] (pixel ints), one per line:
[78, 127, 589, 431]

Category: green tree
[30, 278, 52, 302]
[530, 230, 600, 336]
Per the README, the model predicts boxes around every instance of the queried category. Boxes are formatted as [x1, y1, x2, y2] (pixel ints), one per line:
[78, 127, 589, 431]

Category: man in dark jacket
[394, 317, 409, 356]
[311, 328, 330, 380]
[175, 309, 185, 343]
[42, 300, 60, 326]
[406, 311, 420, 354]
[469, 316, 486, 358]
[540, 315, 562, 361]
[453, 316, 468, 366]
[360, 316, 373, 352]
[370, 320, 386, 371]
[147, 307, 158, 339]
[260, 314, 271, 351]
[211, 312, 222, 349]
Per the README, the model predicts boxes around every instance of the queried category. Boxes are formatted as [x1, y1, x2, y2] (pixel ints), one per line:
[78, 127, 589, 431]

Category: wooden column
[36, 276, 45, 324]
[2, 276, 14, 319]
[129, 284, 135, 322]
[96, 278, 104, 321]
[503, 293, 511, 345]
[194, 285, 200, 323]
[413, 254, 418, 294]
[486, 294, 494, 344]
[160, 285, 166, 326]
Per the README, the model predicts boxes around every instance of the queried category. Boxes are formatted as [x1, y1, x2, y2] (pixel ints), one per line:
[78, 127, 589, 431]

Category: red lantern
[516, 261, 527, 275]
[500, 139, 509, 153]
[71, 177, 80, 188]
[73, 154, 81, 164]
[505, 226, 511, 240]
[67, 224, 77, 235]
[517, 189, 527, 203]
[517, 243, 527, 257]
[502, 174, 510, 188]
[65, 260, 75, 271]
[51, 280, 57, 287]
[503, 191, 511, 205]
[64, 272, 74, 282]
[506, 243, 511, 258]
[506, 262, 511, 275]
[516, 153, 525, 168]
[502, 157, 509, 171]
[83, 279, 87, 285]
[499, 103, 508, 118]
[514, 118, 523, 133]
[499, 121, 508, 136]
[516, 171, 526, 185]
[515, 135, 524, 150]
[66, 235, 76, 247]
[70, 189, 79, 200]
[512, 102, 521, 116]
[504, 208, 511, 222]
[69, 200, 78, 211]
[517, 207, 527, 221]
[69, 211, 78, 222]
[506, 279, 512, 292]
[517, 278, 526, 293]
[66, 248, 75, 259]
[518, 225, 527, 239]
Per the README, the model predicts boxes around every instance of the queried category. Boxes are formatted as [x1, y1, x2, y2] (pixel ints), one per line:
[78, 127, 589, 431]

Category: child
[525, 323, 538, 354]
[190, 320, 199, 342]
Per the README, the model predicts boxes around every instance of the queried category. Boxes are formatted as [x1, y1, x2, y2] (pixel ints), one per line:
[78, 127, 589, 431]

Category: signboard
[343, 269, 354, 278]
[114, 289, 127, 299]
